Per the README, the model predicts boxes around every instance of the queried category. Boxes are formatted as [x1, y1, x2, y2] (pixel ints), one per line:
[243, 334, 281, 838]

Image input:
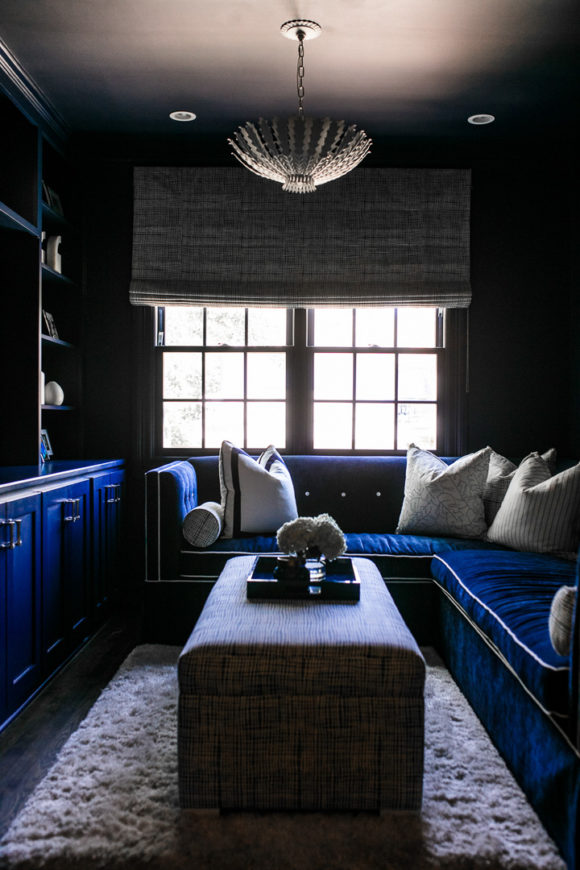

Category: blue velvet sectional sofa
[144, 453, 579, 868]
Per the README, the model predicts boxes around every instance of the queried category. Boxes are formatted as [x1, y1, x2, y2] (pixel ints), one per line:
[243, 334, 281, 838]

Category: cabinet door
[42, 479, 91, 674]
[0, 493, 42, 720]
[92, 470, 125, 619]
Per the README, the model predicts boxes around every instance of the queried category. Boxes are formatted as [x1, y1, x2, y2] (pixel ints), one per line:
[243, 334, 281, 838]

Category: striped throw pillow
[549, 585, 577, 657]
[183, 501, 224, 548]
[219, 442, 298, 539]
[484, 448, 557, 525]
[486, 453, 580, 557]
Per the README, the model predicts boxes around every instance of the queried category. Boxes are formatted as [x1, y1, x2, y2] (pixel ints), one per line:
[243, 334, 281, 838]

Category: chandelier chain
[228, 19, 371, 193]
[297, 34, 305, 119]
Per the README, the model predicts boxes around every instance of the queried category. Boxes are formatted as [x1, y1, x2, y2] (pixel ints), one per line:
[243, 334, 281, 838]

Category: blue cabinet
[0, 493, 42, 723]
[0, 460, 125, 731]
[42, 478, 91, 675]
[91, 469, 125, 619]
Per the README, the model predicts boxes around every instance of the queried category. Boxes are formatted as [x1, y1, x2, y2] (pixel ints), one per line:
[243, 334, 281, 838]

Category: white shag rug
[0, 645, 566, 870]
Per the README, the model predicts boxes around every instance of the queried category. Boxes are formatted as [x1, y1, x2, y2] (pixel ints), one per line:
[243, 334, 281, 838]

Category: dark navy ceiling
[0, 0, 578, 148]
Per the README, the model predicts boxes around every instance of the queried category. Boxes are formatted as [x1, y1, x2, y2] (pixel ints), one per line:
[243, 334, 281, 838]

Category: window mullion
[352, 351, 357, 450]
[351, 311, 356, 450]
[243, 349, 248, 448]
[288, 309, 311, 453]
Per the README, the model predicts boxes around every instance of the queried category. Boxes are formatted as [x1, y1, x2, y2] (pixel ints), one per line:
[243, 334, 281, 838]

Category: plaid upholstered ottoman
[178, 555, 425, 811]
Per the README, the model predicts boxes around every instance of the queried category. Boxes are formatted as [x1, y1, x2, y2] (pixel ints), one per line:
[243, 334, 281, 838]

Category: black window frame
[148, 306, 467, 458]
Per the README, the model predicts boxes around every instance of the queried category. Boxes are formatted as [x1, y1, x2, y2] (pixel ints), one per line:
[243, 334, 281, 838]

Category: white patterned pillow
[396, 445, 492, 539]
[549, 585, 577, 657]
[219, 442, 298, 539]
[183, 501, 224, 548]
[487, 454, 580, 557]
[484, 448, 557, 525]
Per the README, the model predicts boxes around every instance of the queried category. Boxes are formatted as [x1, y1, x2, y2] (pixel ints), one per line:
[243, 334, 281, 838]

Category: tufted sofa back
[188, 454, 432, 534]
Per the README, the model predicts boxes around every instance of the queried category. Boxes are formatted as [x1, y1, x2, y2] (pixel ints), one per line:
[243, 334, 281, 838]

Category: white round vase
[44, 381, 65, 405]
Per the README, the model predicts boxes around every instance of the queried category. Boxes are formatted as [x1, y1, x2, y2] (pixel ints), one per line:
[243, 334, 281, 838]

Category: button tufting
[376, 491, 381, 497]
[341, 492, 346, 497]
[305, 491, 310, 496]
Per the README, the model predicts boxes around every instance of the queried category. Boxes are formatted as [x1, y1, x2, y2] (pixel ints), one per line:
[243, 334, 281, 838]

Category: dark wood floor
[0, 605, 143, 839]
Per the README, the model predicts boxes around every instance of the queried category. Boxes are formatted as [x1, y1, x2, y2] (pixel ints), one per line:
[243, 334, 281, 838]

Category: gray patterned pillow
[549, 585, 577, 657]
[484, 448, 557, 525]
[486, 453, 580, 557]
[183, 501, 224, 548]
[396, 445, 492, 539]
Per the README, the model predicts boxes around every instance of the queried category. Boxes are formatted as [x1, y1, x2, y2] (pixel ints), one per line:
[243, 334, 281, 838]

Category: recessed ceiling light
[170, 111, 197, 122]
[467, 114, 495, 125]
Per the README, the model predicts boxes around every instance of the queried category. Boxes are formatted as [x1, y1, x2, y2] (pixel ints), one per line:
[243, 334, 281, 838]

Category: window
[310, 308, 440, 451]
[155, 306, 462, 454]
[159, 307, 288, 449]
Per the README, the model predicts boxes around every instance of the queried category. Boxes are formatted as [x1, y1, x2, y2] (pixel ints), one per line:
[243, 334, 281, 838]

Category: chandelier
[228, 20, 372, 193]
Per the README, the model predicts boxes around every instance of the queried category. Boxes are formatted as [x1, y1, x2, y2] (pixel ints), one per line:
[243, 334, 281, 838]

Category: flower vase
[273, 556, 310, 587]
[306, 558, 326, 583]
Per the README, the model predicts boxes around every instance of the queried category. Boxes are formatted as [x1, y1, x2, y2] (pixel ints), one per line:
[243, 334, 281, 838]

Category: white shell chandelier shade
[228, 21, 372, 193]
[229, 116, 371, 193]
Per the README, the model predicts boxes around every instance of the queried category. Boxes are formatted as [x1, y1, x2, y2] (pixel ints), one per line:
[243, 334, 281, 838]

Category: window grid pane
[314, 353, 353, 400]
[247, 353, 285, 399]
[163, 352, 202, 399]
[397, 402, 437, 450]
[204, 352, 244, 399]
[247, 402, 286, 448]
[355, 308, 395, 347]
[206, 308, 245, 346]
[248, 309, 287, 346]
[313, 402, 353, 449]
[163, 401, 202, 448]
[355, 403, 395, 450]
[205, 401, 245, 447]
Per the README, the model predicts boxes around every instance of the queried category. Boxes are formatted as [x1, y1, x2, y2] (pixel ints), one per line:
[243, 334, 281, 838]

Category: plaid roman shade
[130, 166, 472, 308]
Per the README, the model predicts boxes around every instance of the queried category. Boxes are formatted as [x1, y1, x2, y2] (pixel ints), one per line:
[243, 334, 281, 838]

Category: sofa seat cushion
[343, 533, 505, 559]
[431, 550, 576, 717]
[184, 531, 504, 558]
[179, 532, 509, 582]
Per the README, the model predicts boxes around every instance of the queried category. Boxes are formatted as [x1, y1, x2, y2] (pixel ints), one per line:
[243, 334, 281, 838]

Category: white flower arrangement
[276, 513, 347, 564]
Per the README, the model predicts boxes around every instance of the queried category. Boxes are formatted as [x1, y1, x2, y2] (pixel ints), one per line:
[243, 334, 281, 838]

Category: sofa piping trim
[147, 461, 189, 583]
[432, 554, 569, 674]
[433, 578, 580, 757]
[181, 548, 279, 556]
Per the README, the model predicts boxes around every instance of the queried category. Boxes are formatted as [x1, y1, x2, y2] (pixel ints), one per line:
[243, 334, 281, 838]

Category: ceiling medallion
[467, 114, 495, 125]
[170, 111, 197, 122]
[228, 20, 372, 193]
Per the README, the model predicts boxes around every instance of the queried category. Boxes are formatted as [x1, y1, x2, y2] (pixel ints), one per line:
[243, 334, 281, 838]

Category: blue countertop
[0, 460, 124, 495]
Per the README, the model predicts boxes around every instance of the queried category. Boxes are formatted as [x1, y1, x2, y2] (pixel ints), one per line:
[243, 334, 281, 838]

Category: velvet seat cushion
[183, 531, 505, 558]
[431, 550, 576, 717]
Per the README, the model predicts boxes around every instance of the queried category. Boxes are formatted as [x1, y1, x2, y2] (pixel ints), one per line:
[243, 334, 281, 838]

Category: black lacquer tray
[246, 556, 360, 601]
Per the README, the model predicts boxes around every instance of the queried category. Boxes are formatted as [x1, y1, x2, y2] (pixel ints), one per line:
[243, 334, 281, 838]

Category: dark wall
[467, 159, 573, 455]
[82, 162, 136, 463]
[78, 139, 577, 467]
[569, 165, 580, 452]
